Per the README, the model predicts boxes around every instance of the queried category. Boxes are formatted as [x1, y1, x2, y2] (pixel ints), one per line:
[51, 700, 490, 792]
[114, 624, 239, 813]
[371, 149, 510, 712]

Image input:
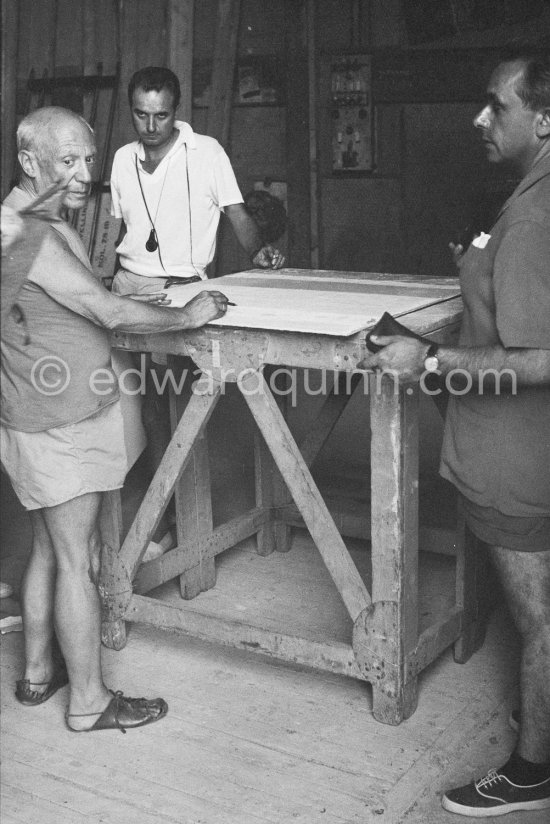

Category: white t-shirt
[110, 121, 243, 278]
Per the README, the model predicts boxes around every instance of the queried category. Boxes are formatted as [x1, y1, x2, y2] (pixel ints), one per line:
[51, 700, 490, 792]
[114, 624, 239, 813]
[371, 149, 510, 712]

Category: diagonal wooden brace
[239, 369, 371, 623]
[119, 383, 222, 580]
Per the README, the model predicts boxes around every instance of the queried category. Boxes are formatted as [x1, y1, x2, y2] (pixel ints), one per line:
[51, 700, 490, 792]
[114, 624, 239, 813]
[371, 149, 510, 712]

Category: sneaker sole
[442, 795, 550, 817]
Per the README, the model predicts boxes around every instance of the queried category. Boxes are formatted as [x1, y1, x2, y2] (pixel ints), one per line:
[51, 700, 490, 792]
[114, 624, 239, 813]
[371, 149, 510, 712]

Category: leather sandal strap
[66, 710, 105, 718]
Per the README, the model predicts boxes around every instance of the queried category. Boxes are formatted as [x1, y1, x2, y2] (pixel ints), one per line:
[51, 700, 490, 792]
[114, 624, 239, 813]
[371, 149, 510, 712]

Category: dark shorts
[461, 494, 550, 552]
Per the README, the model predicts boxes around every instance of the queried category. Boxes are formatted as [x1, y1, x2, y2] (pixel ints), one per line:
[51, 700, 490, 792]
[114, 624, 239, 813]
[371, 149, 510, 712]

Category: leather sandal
[15, 661, 69, 706]
[66, 689, 168, 733]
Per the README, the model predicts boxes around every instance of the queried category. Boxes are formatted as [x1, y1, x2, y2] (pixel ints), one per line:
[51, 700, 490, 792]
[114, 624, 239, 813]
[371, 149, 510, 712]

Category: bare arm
[360, 335, 550, 388]
[225, 203, 285, 269]
[28, 229, 228, 332]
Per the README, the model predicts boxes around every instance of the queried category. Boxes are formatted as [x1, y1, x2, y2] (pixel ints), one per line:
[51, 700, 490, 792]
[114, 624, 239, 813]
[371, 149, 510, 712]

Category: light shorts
[112, 267, 207, 298]
[112, 269, 171, 365]
[461, 494, 550, 552]
[0, 401, 128, 511]
[112, 268, 168, 297]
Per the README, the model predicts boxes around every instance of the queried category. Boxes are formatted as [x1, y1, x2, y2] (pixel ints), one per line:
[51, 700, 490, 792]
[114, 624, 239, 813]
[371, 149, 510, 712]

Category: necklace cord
[135, 139, 201, 279]
[184, 144, 200, 278]
[135, 153, 168, 272]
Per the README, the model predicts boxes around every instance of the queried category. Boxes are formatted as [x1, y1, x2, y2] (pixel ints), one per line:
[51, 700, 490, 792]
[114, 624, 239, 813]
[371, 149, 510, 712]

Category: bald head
[16, 107, 96, 212]
[17, 107, 94, 160]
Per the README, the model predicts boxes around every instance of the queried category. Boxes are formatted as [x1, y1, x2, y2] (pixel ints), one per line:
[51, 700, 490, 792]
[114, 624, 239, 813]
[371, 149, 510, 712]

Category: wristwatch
[423, 342, 440, 373]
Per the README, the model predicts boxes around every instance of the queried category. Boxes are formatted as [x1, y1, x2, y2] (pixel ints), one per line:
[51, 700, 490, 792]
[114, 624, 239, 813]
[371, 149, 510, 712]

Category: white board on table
[163, 271, 460, 337]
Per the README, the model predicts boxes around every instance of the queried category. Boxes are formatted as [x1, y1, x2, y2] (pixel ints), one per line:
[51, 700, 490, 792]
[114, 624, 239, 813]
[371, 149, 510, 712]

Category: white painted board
[162, 270, 460, 337]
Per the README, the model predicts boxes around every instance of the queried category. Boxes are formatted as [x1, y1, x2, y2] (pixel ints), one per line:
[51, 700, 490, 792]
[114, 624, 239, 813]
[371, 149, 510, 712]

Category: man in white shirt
[110, 67, 285, 531]
[111, 65, 284, 295]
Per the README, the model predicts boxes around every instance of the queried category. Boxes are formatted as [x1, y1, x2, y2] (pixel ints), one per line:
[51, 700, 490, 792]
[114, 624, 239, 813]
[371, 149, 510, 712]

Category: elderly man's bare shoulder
[25, 223, 95, 289]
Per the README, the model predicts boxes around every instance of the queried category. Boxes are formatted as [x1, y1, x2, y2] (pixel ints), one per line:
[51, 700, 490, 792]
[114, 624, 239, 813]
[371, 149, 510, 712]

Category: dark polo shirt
[440, 152, 550, 518]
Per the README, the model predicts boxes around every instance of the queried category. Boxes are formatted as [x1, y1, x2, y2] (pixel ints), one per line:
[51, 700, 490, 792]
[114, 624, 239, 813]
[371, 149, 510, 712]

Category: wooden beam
[306, 0, 320, 267]
[366, 375, 420, 723]
[406, 607, 463, 679]
[206, 0, 241, 146]
[128, 594, 363, 679]
[284, 0, 311, 268]
[281, 502, 459, 556]
[134, 508, 269, 594]
[167, 0, 194, 123]
[1, 0, 19, 196]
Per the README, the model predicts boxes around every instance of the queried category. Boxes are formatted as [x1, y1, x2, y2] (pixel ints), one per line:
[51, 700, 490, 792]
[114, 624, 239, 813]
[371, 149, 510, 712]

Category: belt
[164, 275, 202, 288]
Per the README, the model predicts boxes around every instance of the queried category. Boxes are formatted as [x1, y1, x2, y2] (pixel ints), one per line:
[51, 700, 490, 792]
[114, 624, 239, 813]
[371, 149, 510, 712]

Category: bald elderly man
[1, 106, 231, 732]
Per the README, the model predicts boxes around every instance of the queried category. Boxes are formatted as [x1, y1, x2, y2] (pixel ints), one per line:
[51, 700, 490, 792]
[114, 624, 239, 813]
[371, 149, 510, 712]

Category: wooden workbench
[100, 269, 481, 725]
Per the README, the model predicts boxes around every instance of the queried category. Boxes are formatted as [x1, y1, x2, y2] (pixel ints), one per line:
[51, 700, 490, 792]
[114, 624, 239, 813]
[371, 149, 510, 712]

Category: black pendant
[146, 229, 158, 252]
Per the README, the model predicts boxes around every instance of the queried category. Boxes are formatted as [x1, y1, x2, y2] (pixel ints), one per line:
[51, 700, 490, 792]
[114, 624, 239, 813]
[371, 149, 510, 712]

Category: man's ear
[18, 149, 38, 178]
[535, 108, 550, 138]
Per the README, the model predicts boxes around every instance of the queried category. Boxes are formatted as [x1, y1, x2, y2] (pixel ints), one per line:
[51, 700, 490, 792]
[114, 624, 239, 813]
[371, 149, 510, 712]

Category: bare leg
[40, 491, 111, 724]
[488, 545, 550, 762]
[20, 510, 58, 687]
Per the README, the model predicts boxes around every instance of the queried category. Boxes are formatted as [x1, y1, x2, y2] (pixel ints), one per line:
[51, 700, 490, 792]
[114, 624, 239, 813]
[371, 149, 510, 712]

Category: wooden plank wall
[2, 0, 291, 274]
[3, 0, 545, 274]
[2, 0, 185, 195]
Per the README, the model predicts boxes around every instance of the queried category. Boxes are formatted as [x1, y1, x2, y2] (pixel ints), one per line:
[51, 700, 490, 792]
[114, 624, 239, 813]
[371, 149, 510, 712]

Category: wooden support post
[306, 0, 320, 267]
[167, 0, 194, 123]
[265, 366, 293, 553]
[253, 427, 277, 557]
[175, 430, 216, 600]
[167, 357, 216, 599]
[354, 375, 419, 724]
[1, 0, 19, 197]
[285, 0, 311, 267]
[99, 489, 127, 650]
[239, 370, 371, 623]
[206, 0, 241, 146]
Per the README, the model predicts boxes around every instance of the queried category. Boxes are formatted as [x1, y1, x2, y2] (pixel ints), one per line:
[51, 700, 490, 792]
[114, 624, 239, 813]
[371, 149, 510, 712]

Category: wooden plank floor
[2, 529, 548, 823]
[1, 409, 547, 824]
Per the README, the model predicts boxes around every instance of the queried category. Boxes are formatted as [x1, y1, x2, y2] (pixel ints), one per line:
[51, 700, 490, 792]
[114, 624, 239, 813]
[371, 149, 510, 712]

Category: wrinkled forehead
[42, 119, 96, 159]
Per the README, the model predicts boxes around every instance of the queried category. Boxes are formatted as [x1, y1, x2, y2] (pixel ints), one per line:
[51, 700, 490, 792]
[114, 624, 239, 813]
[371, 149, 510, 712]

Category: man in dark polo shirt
[361, 45, 550, 817]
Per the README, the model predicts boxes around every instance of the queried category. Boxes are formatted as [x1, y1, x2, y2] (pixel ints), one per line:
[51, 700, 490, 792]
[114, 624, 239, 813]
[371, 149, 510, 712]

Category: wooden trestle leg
[353, 374, 420, 725]
[168, 364, 216, 599]
[261, 365, 293, 553]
